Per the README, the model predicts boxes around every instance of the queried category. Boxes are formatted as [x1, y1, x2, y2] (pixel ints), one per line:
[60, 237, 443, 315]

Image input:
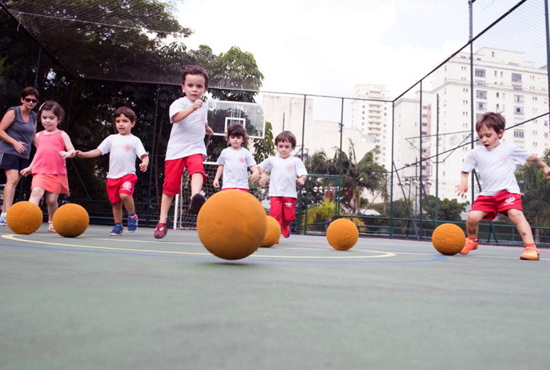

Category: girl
[21, 101, 76, 232]
[213, 123, 259, 192]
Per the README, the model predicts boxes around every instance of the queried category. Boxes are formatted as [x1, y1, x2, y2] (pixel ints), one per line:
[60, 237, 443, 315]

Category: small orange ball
[6, 201, 43, 235]
[261, 215, 281, 248]
[52, 203, 89, 237]
[432, 223, 465, 255]
[197, 190, 267, 260]
[326, 218, 359, 251]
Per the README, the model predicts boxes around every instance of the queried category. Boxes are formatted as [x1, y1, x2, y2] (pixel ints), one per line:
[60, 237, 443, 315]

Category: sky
[176, 0, 538, 99]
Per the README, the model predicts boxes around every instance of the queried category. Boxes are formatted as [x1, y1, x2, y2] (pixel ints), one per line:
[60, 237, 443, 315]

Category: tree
[421, 195, 468, 221]
[516, 149, 550, 228]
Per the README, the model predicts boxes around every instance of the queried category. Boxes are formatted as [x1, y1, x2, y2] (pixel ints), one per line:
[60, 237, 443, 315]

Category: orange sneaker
[460, 238, 478, 255]
[520, 246, 540, 261]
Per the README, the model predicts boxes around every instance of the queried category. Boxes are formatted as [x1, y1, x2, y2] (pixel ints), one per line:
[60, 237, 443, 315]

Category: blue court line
[0, 240, 449, 265]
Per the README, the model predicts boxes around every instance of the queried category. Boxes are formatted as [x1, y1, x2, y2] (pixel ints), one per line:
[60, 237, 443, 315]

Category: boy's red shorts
[106, 174, 138, 205]
[269, 197, 296, 227]
[163, 154, 206, 195]
[471, 190, 523, 220]
[222, 188, 249, 192]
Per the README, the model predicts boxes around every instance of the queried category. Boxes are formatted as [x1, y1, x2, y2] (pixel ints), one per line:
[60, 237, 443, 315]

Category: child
[258, 131, 308, 238]
[20, 101, 75, 232]
[213, 123, 259, 191]
[76, 106, 149, 236]
[154, 65, 213, 239]
[456, 112, 550, 261]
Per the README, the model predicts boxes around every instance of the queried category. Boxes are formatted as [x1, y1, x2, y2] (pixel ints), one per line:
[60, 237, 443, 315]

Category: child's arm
[59, 131, 76, 158]
[75, 149, 102, 159]
[456, 172, 470, 197]
[139, 154, 149, 173]
[527, 154, 550, 179]
[249, 165, 259, 182]
[258, 166, 269, 188]
[296, 174, 307, 186]
[172, 99, 204, 124]
[20, 132, 40, 176]
[213, 165, 223, 189]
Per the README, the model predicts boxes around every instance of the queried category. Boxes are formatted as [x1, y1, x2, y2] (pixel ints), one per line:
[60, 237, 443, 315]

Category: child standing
[258, 131, 308, 238]
[154, 65, 213, 239]
[213, 123, 259, 191]
[76, 106, 149, 236]
[456, 112, 550, 261]
[20, 101, 75, 232]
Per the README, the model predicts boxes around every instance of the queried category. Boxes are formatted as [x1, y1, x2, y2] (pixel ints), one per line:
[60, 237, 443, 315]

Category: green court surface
[1, 225, 549, 370]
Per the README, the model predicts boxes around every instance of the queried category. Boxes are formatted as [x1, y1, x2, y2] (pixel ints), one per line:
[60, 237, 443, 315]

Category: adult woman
[0, 87, 39, 225]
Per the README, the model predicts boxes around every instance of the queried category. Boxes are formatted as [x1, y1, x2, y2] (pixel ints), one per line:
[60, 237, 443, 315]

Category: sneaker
[188, 193, 206, 215]
[520, 246, 540, 261]
[154, 222, 168, 239]
[282, 225, 291, 238]
[110, 225, 123, 236]
[128, 214, 138, 233]
[460, 238, 478, 255]
[0, 214, 6, 226]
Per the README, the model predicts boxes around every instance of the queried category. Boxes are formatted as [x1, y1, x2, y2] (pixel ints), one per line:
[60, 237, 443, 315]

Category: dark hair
[275, 131, 297, 148]
[38, 100, 65, 124]
[226, 123, 248, 146]
[113, 106, 136, 122]
[476, 112, 506, 134]
[21, 87, 39, 99]
[182, 65, 209, 88]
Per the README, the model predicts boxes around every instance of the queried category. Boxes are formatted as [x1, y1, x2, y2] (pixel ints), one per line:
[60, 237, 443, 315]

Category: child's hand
[259, 176, 268, 188]
[544, 166, 550, 179]
[455, 183, 468, 197]
[59, 150, 76, 158]
[205, 125, 214, 136]
[74, 150, 83, 158]
[250, 170, 260, 183]
[213, 178, 220, 189]
[193, 99, 204, 110]
[139, 162, 148, 172]
[20, 167, 31, 177]
[296, 177, 306, 186]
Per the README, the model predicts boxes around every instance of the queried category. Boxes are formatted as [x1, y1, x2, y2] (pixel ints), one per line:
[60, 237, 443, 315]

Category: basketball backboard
[207, 100, 265, 139]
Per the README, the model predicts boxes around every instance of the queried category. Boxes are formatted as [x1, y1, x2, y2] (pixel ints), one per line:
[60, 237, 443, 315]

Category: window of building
[476, 80, 486, 86]
[476, 90, 487, 99]
[534, 142, 538, 147]
[514, 95, 524, 103]
[513, 85, 522, 91]
[477, 102, 487, 111]
[475, 68, 486, 78]
[512, 73, 522, 82]
[514, 130, 524, 138]
[514, 106, 524, 115]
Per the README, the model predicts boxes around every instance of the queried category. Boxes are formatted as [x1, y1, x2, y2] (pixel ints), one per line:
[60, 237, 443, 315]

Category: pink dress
[31, 130, 69, 194]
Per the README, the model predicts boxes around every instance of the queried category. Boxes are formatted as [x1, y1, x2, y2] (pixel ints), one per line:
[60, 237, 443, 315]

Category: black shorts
[0, 153, 30, 171]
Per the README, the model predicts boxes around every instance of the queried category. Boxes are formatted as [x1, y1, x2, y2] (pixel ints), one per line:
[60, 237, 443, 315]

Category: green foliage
[516, 149, 550, 227]
[252, 121, 275, 163]
[421, 195, 468, 221]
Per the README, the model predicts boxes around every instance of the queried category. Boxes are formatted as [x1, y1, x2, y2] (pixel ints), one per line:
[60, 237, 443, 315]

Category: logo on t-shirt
[239, 157, 245, 163]
[286, 164, 293, 171]
[123, 144, 132, 152]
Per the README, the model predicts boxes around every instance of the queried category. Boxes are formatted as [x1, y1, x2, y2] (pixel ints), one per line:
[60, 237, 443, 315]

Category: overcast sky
[177, 0, 536, 99]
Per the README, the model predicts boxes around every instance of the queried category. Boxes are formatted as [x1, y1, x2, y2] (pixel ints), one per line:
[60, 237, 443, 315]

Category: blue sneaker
[128, 214, 138, 233]
[0, 213, 6, 226]
[282, 225, 291, 238]
[110, 224, 123, 236]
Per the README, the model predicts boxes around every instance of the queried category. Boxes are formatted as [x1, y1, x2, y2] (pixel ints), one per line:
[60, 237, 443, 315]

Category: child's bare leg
[2, 169, 20, 213]
[466, 210, 486, 239]
[44, 192, 59, 222]
[120, 193, 135, 215]
[190, 173, 204, 196]
[112, 202, 123, 224]
[507, 209, 535, 245]
[28, 187, 46, 205]
[159, 193, 174, 223]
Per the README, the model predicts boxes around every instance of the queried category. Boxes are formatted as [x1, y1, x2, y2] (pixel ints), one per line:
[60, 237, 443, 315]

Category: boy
[154, 65, 213, 239]
[76, 106, 149, 235]
[258, 131, 308, 238]
[456, 112, 550, 261]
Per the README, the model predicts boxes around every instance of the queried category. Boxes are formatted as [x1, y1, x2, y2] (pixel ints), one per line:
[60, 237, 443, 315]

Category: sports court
[1, 225, 549, 370]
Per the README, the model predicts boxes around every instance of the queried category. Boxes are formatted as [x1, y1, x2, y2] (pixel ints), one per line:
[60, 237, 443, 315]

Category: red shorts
[269, 197, 296, 228]
[106, 173, 137, 204]
[162, 154, 206, 195]
[471, 190, 523, 220]
[222, 188, 249, 192]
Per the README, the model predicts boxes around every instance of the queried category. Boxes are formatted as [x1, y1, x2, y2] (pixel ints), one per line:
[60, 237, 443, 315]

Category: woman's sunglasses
[24, 98, 38, 103]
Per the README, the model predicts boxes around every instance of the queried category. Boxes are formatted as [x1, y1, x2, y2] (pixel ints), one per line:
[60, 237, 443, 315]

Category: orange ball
[326, 218, 359, 251]
[432, 223, 465, 255]
[197, 190, 267, 260]
[52, 203, 89, 237]
[6, 201, 43, 235]
[260, 215, 281, 248]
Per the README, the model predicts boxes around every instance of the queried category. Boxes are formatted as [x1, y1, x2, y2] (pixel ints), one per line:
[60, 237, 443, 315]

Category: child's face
[115, 114, 135, 135]
[182, 74, 206, 102]
[40, 110, 60, 131]
[477, 125, 503, 150]
[276, 140, 293, 158]
[228, 135, 244, 149]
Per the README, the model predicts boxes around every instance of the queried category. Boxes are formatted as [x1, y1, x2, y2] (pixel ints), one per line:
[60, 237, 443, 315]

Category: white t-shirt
[166, 97, 208, 160]
[217, 147, 256, 189]
[259, 155, 308, 198]
[461, 142, 531, 196]
[97, 134, 148, 179]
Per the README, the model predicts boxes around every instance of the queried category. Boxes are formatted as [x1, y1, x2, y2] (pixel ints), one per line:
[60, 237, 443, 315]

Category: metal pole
[390, 101, 395, 238]
[545, 0, 550, 124]
[282, 112, 285, 132]
[418, 80, 423, 237]
[469, 0, 476, 206]
[34, 48, 42, 89]
[435, 94, 440, 224]
[147, 85, 160, 226]
[301, 95, 307, 161]
[338, 98, 344, 217]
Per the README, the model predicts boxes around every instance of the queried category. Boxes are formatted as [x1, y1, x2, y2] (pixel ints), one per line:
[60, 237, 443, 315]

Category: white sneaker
[0, 214, 6, 226]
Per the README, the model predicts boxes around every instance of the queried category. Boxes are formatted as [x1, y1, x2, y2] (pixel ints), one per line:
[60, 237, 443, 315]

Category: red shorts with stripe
[269, 197, 296, 228]
[471, 190, 523, 221]
[106, 173, 137, 204]
[162, 154, 206, 195]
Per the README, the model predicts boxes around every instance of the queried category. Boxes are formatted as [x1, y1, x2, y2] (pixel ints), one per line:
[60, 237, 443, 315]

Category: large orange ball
[260, 215, 281, 248]
[326, 218, 359, 251]
[52, 203, 89, 238]
[197, 190, 267, 260]
[432, 223, 465, 255]
[6, 201, 43, 234]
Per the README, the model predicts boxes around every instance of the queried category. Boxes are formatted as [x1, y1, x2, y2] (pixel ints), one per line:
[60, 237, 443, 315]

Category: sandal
[48, 221, 55, 233]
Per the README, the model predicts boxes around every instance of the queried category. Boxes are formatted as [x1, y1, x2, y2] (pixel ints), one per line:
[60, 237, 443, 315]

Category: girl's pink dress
[31, 130, 69, 194]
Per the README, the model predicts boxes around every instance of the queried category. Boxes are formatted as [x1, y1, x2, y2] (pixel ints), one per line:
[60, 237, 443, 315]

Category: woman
[0, 87, 39, 225]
